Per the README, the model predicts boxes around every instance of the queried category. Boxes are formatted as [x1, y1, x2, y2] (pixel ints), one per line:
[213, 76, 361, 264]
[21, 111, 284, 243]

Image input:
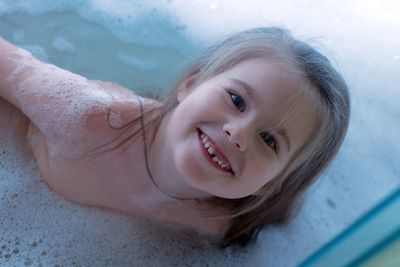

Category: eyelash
[227, 90, 279, 153]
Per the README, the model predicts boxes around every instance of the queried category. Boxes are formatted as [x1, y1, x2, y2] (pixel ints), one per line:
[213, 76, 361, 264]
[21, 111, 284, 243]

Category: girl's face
[167, 57, 319, 199]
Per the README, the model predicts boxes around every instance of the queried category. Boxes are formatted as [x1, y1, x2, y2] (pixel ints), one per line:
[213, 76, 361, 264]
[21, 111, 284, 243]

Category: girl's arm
[0, 37, 140, 157]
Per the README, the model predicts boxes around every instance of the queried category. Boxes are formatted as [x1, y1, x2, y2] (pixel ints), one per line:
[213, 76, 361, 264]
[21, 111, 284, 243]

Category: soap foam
[5, 47, 114, 158]
[51, 36, 76, 53]
[117, 53, 158, 71]
[12, 30, 25, 43]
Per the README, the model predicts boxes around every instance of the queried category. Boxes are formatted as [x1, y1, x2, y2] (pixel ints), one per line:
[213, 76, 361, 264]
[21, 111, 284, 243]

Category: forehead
[223, 57, 302, 99]
[222, 57, 320, 151]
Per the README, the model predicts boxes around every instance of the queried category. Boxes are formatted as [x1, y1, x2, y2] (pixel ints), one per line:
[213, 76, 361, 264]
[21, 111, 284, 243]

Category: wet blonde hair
[150, 27, 350, 247]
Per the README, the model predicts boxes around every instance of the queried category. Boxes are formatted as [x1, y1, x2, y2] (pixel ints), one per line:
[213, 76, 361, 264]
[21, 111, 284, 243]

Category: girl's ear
[177, 72, 197, 102]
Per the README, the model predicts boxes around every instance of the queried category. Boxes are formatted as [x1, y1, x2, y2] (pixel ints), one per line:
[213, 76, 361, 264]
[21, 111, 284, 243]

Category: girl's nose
[223, 124, 247, 152]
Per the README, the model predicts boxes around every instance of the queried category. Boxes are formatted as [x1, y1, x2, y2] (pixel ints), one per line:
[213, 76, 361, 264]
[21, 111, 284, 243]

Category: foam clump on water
[5, 47, 114, 158]
[117, 52, 157, 71]
[52, 36, 76, 53]
[12, 30, 25, 43]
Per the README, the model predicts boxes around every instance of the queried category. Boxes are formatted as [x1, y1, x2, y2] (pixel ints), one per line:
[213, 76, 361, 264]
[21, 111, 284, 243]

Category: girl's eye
[260, 132, 279, 152]
[228, 91, 245, 112]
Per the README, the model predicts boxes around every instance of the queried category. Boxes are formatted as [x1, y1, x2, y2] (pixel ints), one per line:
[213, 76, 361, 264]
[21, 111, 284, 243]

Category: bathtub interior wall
[1, 0, 400, 266]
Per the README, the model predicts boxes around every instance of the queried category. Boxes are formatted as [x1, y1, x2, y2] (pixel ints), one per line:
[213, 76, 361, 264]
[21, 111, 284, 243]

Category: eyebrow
[230, 78, 256, 102]
[229, 78, 291, 153]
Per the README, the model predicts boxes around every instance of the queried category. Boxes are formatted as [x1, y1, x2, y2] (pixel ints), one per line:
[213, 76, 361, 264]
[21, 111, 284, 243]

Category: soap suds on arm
[2, 44, 116, 158]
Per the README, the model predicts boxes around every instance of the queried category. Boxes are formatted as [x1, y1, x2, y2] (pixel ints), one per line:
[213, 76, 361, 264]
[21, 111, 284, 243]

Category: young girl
[0, 27, 350, 248]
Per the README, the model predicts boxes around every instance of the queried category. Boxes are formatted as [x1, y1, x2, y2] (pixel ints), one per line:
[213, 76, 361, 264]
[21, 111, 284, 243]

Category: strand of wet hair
[137, 95, 194, 201]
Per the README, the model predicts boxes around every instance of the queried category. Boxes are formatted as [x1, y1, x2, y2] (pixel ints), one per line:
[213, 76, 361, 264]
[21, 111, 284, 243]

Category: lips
[197, 129, 234, 175]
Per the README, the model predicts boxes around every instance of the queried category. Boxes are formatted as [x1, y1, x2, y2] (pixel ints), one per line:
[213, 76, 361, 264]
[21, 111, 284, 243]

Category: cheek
[245, 154, 278, 186]
[174, 146, 201, 180]
[176, 95, 205, 121]
[172, 131, 211, 186]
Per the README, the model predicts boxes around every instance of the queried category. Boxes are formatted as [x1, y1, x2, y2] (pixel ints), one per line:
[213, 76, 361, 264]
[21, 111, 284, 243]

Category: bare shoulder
[26, 77, 162, 158]
[80, 80, 162, 154]
[88, 80, 161, 130]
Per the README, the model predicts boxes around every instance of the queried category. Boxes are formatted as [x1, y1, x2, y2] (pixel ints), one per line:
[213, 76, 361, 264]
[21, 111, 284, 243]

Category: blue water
[0, 11, 197, 95]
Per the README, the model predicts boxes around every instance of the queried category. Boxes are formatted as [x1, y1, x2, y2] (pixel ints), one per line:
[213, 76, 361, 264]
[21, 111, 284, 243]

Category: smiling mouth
[197, 129, 234, 175]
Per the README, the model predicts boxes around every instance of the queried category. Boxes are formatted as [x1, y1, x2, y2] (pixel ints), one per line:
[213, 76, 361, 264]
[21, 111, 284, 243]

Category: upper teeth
[200, 133, 228, 169]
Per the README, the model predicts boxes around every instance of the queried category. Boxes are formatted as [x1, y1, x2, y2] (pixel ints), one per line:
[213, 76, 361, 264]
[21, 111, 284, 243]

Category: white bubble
[12, 30, 25, 43]
[117, 52, 158, 71]
[52, 36, 76, 53]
